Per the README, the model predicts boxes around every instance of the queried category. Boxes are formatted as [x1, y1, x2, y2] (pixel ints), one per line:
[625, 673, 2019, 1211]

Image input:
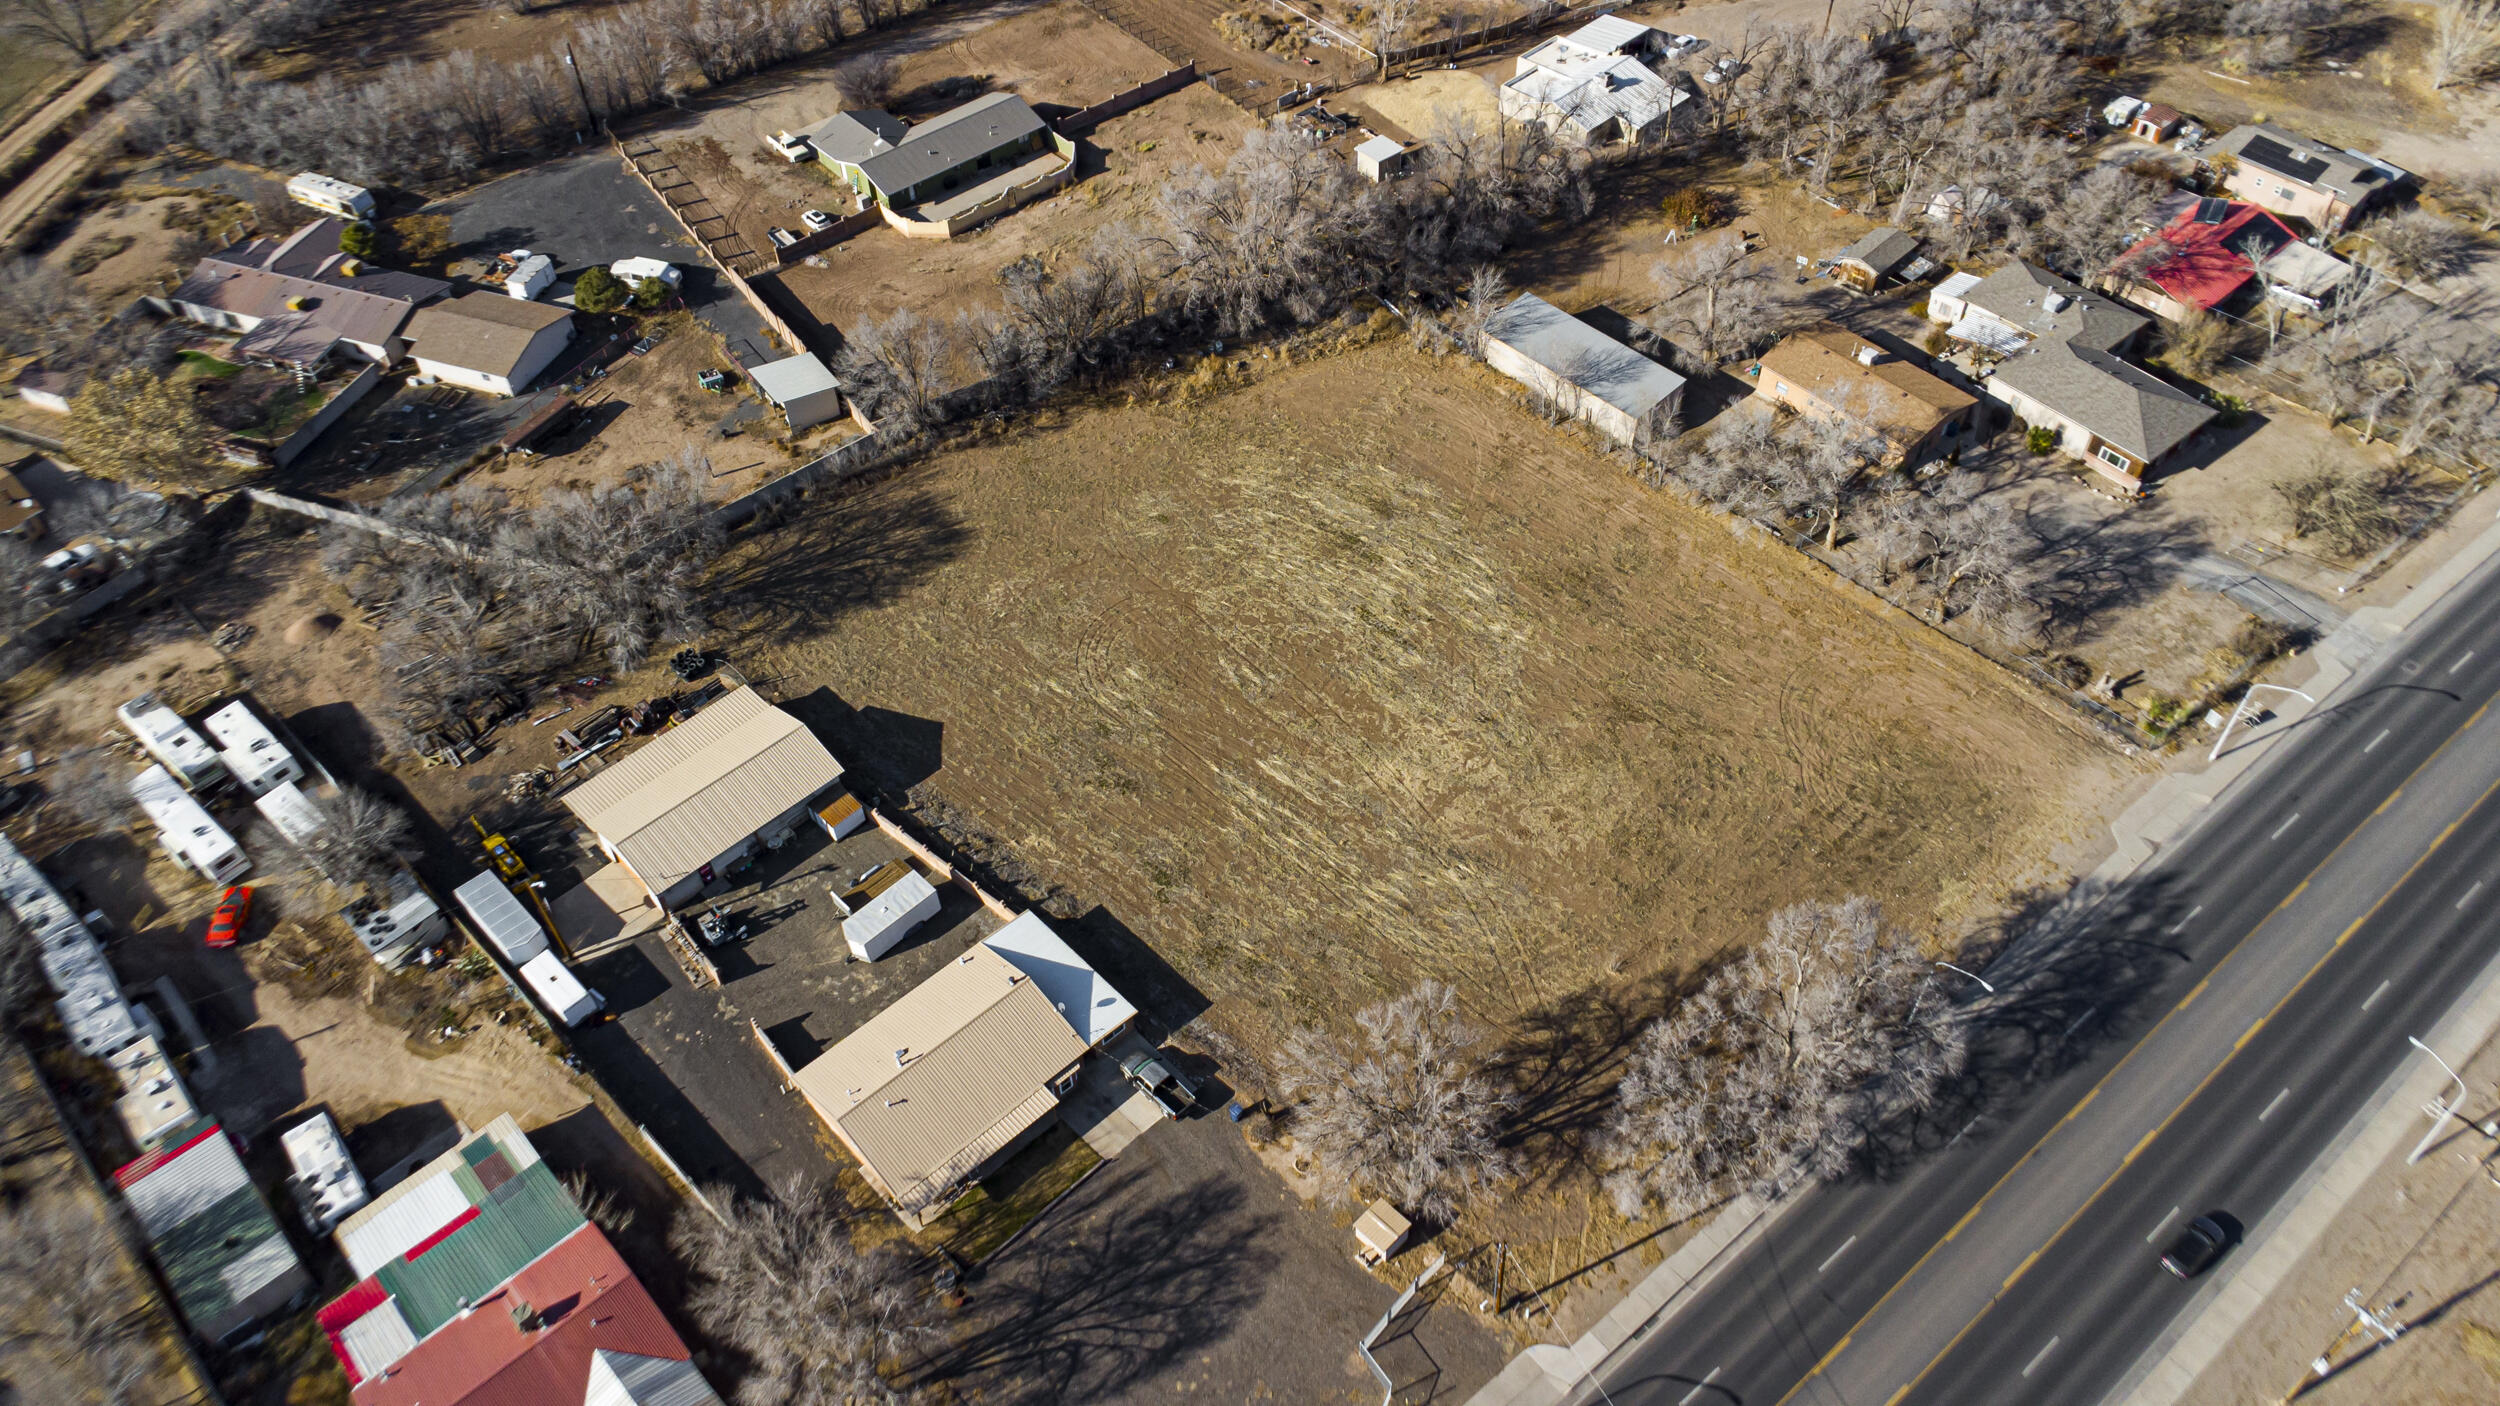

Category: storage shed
[1353, 135, 1410, 182]
[840, 864, 940, 961]
[503, 253, 555, 300]
[1481, 293, 1685, 448]
[749, 353, 846, 431]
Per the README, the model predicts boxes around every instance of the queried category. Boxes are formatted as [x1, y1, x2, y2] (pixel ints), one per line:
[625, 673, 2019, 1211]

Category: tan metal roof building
[792, 942, 1093, 1221]
[560, 687, 842, 901]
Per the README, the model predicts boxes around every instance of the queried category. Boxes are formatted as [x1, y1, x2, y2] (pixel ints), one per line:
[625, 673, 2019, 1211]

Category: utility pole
[2406, 1035, 2470, 1165]
[563, 42, 599, 139]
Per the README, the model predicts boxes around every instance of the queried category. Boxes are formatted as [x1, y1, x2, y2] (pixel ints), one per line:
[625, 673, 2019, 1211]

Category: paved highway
[1591, 551, 2500, 1406]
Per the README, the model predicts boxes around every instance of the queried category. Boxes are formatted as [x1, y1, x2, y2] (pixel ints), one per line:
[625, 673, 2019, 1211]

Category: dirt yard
[33, 176, 256, 307]
[710, 337, 2138, 1055]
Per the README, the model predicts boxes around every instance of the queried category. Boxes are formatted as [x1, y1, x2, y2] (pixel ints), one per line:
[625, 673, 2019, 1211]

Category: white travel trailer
[519, 951, 603, 1026]
[202, 701, 304, 799]
[117, 695, 226, 791]
[452, 871, 550, 966]
[253, 780, 327, 849]
[840, 868, 940, 962]
[280, 1112, 370, 1234]
[129, 765, 249, 884]
[287, 171, 375, 220]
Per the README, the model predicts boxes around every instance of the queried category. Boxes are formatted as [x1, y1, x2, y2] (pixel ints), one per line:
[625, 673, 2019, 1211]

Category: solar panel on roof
[2194, 197, 2230, 224]
[2239, 134, 2325, 183]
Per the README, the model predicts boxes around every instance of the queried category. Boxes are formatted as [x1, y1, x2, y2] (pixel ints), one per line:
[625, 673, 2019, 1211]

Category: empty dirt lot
[717, 340, 2141, 1053]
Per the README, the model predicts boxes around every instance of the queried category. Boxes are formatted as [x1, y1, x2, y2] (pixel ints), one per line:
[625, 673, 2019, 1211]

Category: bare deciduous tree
[292, 788, 415, 897]
[2428, 0, 2500, 88]
[830, 52, 900, 110]
[0, 0, 113, 59]
[1602, 897, 1968, 1216]
[490, 447, 721, 671]
[2273, 454, 2404, 556]
[1451, 263, 1508, 355]
[1274, 981, 1515, 1221]
[671, 1174, 934, 1406]
[2359, 208, 2478, 283]
[2159, 307, 2245, 376]
[1644, 233, 1787, 364]
[0, 1198, 152, 1404]
[835, 309, 959, 434]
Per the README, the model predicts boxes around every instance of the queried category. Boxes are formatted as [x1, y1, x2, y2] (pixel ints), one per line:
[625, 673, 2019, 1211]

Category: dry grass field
[720, 339, 2139, 1054]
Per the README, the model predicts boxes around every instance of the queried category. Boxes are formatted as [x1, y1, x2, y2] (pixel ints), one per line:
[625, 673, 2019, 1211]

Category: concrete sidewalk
[1466, 491, 2500, 1406]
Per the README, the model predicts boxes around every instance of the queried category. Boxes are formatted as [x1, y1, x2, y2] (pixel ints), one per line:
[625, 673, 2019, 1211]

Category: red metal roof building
[334, 1221, 720, 1406]
[2109, 199, 2298, 321]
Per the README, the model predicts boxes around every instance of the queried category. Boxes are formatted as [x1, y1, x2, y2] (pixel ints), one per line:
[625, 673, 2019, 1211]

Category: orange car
[205, 885, 253, 948]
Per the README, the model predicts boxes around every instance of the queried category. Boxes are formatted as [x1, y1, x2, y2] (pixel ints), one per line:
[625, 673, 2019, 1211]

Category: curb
[1462, 498, 2500, 1406]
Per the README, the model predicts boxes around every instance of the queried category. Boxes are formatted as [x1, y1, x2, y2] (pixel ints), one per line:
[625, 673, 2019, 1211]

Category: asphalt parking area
[431, 150, 773, 364]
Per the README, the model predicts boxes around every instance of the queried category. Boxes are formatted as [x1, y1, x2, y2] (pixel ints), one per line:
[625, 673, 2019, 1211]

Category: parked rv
[519, 950, 604, 1025]
[117, 695, 227, 792]
[201, 700, 304, 799]
[128, 765, 249, 883]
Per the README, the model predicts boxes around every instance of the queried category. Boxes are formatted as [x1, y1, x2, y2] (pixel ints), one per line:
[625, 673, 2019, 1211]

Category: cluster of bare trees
[0, 1196, 155, 1405]
[1602, 899, 1970, 1216]
[673, 1174, 936, 1406]
[1272, 982, 1515, 1220]
[840, 113, 1590, 431]
[320, 451, 722, 747]
[284, 788, 417, 897]
[2269, 272, 2500, 468]
[118, 0, 935, 188]
[1270, 902, 1971, 1225]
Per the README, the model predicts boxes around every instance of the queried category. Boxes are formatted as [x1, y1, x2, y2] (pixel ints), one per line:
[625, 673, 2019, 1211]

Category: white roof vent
[2044, 292, 2072, 313]
[1855, 343, 1880, 367]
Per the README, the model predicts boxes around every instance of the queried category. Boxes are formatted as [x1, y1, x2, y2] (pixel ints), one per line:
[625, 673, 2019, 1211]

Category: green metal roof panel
[154, 1183, 290, 1326]
[375, 1162, 586, 1337]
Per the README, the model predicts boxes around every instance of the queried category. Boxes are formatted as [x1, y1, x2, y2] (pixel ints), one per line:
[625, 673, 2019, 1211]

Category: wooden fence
[613, 134, 816, 356]
[1059, 63, 1200, 135]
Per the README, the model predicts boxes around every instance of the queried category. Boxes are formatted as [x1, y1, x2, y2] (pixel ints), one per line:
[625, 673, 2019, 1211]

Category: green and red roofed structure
[317, 1115, 723, 1406]
[114, 1118, 312, 1344]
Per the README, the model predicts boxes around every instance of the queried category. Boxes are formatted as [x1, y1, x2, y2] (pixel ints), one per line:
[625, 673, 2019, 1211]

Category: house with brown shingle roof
[1753, 326, 1978, 466]
[403, 293, 576, 397]
[162, 219, 449, 367]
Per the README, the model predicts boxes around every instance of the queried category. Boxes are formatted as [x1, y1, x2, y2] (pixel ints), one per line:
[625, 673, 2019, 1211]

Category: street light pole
[2405, 1035, 2470, 1165]
[2210, 684, 2316, 761]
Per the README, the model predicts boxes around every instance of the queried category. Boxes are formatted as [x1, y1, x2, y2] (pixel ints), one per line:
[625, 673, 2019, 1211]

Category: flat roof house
[1499, 19, 1690, 145]
[792, 910, 1137, 1225]
[1754, 326, 1977, 466]
[2211, 122, 2408, 233]
[404, 293, 575, 397]
[1830, 226, 1921, 292]
[1989, 338, 2214, 493]
[811, 92, 1071, 236]
[560, 686, 843, 909]
[1482, 292, 1686, 448]
[115, 1119, 311, 1344]
[163, 219, 449, 367]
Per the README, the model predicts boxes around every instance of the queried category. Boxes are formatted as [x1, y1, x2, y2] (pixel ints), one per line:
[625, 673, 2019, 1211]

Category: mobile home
[452, 870, 550, 966]
[117, 695, 227, 791]
[286, 171, 375, 220]
[202, 700, 304, 799]
[518, 950, 603, 1025]
[253, 780, 327, 850]
[129, 765, 249, 884]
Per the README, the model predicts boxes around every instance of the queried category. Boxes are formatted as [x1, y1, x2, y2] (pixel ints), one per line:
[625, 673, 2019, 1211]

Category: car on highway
[2159, 1214, 2230, 1278]
[205, 885, 254, 948]
[801, 208, 834, 232]
[1121, 1050, 1197, 1119]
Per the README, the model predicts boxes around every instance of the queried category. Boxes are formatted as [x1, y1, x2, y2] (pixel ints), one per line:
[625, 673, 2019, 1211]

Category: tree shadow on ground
[1483, 965, 1695, 1190]
[2019, 487, 2212, 642]
[920, 1167, 1275, 1404]
[706, 477, 971, 648]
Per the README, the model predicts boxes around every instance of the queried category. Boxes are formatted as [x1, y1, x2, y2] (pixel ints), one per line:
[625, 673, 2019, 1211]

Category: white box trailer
[841, 868, 939, 962]
[202, 700, 304, 799]
[519, 951, 603, 1025]
[117, 695, 227, 792]
[505, 253, 555, 300]
[609, 256, 681, 290]
[129, 765, 248, 884]
[453, 871, 550, 966]
[254, 780, 327, 849]
[287, 171, 375, 220]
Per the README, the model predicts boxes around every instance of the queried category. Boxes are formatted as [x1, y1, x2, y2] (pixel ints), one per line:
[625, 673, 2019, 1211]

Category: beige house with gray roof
[403, 292, 575, 397]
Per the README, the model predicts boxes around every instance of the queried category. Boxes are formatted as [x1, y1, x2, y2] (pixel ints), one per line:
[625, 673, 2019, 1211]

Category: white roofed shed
[454, 870, 552, 965]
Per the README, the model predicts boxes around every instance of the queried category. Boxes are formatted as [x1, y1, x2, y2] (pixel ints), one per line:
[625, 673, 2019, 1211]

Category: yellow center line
[1876, 770, 2500, 1406]
[1768, 691, 2500, 1406]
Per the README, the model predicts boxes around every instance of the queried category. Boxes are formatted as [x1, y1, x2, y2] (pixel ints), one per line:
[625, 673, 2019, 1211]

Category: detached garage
[404, 292, 575, 396]
[751, 353, 845, 431]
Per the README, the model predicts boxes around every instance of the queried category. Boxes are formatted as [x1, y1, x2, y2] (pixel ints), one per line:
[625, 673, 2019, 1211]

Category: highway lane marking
[2062, 1006, 2098, 1038]
[2021, 1337, 2061, 1378]
[2367, 728, 2390, 753]
[2462, 881, 2485, 909]
[1949, 1115, 1983, 1146]
[2272, 812, 2302, 840]
[1818, 1237, 1857, 1274]
[1678, 1366, 1721, 1404]
[2364, 979, 2392, 1011]
[2168, 905, 2203, 934]
[1805, 763, 2500, 1406]
[2456, 651, 2478, 674]
[2261, 1088, 2290, 1122]
[1767, 699, 2500, 1406]
[2147, 1206, 2181, 1243]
